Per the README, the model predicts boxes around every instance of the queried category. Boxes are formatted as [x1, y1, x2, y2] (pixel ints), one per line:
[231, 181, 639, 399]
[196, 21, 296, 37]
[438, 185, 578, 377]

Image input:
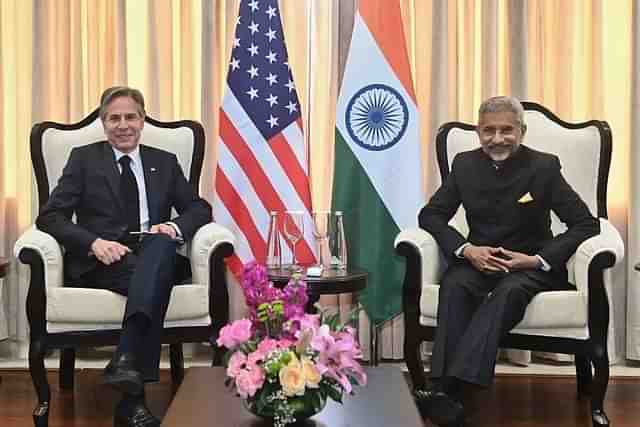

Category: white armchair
[14, 110, 235, 427]
[395, 102, 624, 427]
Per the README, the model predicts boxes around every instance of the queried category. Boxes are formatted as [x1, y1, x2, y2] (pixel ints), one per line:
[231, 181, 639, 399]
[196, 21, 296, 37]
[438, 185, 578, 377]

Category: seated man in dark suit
[36, 86, 212, 427]
[417, 96, 599, 426]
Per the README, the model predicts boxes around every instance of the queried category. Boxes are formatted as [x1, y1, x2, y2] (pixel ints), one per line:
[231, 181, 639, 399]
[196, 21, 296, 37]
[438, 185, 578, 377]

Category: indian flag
[332, 0, 423, 324]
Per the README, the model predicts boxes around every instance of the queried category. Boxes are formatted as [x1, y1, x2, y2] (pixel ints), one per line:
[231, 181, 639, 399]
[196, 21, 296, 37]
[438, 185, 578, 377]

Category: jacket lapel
[101, 142, 124, 212]
[140, 146, 159, 225]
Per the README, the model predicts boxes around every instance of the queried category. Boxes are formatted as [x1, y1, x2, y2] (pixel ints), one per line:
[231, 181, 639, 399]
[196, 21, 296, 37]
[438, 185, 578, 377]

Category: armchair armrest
[13, 226, 64, 288]
[394, 228, 444, 285]
[189, 222, 235, 287]
[572, 218, 624, 297]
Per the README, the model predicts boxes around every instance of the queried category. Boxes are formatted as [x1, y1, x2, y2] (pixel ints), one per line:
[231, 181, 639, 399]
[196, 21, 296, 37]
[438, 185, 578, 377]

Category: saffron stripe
[358, 1, 417, 102]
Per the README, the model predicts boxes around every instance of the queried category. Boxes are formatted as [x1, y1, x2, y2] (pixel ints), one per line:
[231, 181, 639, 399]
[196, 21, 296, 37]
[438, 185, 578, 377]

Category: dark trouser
[76, 234, 190, 382]
[429, 262, 573, 387]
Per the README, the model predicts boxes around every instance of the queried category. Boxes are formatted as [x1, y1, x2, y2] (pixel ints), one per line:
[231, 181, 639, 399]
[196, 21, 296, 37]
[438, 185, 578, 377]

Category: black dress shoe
[414, 388, 464, 426]
[592, 409, 610, 427]
[114, 401, 160, 427]
[103, 352, 143, 395]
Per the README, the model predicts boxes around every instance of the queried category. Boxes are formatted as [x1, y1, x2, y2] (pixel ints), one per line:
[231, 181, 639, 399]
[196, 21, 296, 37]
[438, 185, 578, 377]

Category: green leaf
[325, 383, 343, 403]
[221, 350, 233, 367]
[309, 391, 324, 411]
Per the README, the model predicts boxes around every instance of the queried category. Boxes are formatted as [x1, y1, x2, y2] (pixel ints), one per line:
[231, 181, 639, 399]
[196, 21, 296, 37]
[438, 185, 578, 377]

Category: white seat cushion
[46, 284, 210, 333]
[419, 284, 589, 339]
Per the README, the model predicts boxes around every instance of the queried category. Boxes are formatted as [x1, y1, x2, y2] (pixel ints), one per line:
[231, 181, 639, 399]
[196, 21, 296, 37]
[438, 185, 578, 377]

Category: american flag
[214, 0, 316, 274]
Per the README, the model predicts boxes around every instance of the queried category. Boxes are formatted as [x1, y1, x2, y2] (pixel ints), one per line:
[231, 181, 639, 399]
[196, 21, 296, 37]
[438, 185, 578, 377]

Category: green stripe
[331, 131, 403, 325]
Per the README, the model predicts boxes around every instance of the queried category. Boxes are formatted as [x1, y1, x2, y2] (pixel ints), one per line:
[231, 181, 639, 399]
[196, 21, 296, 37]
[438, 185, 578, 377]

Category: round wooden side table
[267, 267, 379, 365]
[267, 267, 367, 310]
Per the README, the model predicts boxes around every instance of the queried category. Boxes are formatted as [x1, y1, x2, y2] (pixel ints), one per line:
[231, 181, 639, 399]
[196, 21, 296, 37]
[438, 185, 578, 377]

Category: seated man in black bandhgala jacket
[416, 96, 599, 426]
[36, 86, 212, 427]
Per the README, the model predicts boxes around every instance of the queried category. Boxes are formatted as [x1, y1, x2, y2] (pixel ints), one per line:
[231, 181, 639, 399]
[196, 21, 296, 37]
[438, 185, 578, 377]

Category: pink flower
[257, 338, 280, 354]
[312, 326, 367, 394]
[217, 319, 252, 349]
[227, 351, 247, 378]
[235, 362, 265, 398]
[310, 324, 335, 354]
[287, 313, 320, 338]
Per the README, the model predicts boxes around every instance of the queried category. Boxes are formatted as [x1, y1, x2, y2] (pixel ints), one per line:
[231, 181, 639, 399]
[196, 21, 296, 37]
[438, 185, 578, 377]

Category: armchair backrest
[30, 109, 205, 208]
[435, 102, 612, 238]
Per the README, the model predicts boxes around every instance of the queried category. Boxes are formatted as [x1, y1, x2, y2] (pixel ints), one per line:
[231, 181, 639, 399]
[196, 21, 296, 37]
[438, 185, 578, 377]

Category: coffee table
[161, 366, 423, 426]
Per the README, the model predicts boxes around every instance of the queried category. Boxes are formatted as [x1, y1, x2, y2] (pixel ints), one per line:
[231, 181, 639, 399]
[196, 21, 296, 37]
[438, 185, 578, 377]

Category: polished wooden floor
[0, 369, 638, 426]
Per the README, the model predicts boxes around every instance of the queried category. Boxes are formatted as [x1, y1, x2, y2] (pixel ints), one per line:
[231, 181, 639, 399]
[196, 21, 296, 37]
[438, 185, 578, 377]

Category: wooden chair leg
[59, 348, 76, 391]
[169, 344, 185, 386]
[575, 354, 592, 397]
[404, 326, 427, 391]
[29, 337, 50, 427]
[590, 348, 610, 427]
[210, 335, 224, 366]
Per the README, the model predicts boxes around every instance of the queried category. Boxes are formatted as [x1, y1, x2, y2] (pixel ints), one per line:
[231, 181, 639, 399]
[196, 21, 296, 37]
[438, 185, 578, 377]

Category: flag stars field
[265, 73, 277, 85]
[246, 87, 258, 100]
[285, 80, 294, 92]
[247, 43, 259, 56]
[285, 101, 297, 114]
[267, 115, 279, 128]
[247, 65, 258, 79]
[266, 94, 278, 106]
[266, 51, 277, 63]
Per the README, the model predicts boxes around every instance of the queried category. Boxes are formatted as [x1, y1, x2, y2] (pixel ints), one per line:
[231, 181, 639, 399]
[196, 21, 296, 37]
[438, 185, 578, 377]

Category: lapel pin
[150, 167, 157, 172]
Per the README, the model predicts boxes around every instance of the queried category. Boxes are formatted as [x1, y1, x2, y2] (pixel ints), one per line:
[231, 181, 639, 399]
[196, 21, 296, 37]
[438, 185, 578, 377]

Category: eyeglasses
[104, 113, 143, 128]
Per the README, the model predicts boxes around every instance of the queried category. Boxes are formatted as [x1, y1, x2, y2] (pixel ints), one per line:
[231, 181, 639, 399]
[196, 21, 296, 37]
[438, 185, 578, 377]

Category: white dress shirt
[111, 146, 183, 239]
[112, 146, 150, 231]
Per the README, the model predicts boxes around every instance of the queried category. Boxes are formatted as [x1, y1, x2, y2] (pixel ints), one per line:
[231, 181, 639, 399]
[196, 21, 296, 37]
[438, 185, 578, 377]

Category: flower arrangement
[217, 262, 367, 426]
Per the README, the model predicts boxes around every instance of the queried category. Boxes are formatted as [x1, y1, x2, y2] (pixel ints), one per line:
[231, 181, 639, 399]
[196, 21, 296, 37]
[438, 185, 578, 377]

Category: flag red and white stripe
[214, 0, 316, 275]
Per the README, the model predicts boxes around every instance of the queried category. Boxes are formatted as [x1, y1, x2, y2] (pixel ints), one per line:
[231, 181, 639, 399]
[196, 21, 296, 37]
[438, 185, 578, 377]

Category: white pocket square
[518, 192, 534, 203]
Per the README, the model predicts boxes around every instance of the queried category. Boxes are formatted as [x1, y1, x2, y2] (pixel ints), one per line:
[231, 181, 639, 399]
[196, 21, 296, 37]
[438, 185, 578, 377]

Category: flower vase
[243, 393, 327, 424]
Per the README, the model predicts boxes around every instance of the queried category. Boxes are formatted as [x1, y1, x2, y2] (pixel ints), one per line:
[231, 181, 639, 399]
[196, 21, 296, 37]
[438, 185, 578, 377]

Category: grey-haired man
[417, 96, 599, 426]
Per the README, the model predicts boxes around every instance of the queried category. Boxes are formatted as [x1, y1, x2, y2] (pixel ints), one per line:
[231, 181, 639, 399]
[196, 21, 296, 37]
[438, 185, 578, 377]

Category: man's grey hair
[478, 96, 526, 128]
[99, 86, 146, 120]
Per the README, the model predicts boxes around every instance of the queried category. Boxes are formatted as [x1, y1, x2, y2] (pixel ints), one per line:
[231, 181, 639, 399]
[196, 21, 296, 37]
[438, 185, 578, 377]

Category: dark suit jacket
[419, 145, 599, 281]
[36, 141, 212, 280]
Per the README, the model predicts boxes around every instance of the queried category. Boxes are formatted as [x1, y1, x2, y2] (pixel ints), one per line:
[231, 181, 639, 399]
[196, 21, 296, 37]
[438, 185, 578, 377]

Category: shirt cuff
[536, 255, 551, 271]
[165, 221, 183, 238]
[455, 243, 469, 258]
